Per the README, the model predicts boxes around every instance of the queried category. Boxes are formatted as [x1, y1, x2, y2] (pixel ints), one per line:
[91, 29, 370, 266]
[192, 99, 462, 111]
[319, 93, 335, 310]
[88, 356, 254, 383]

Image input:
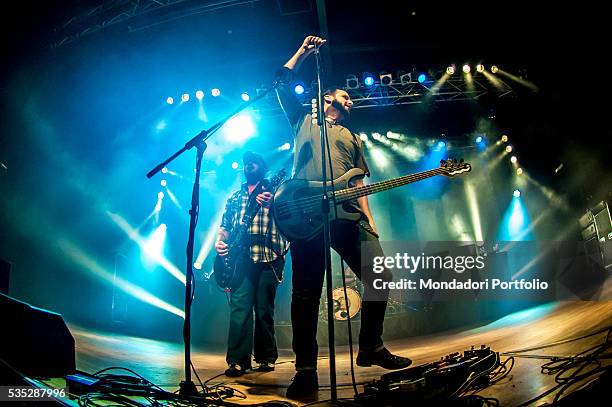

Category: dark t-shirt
[276, 72, 371, 218]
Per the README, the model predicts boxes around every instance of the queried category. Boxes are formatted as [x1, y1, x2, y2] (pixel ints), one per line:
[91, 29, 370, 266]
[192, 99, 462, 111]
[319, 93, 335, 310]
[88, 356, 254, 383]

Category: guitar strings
[275, 167, 447, 215]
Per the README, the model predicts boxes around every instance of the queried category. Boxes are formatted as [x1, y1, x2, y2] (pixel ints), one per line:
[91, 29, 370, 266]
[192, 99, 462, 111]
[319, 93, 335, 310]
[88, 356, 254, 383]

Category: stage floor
[62, 299, 612, 406]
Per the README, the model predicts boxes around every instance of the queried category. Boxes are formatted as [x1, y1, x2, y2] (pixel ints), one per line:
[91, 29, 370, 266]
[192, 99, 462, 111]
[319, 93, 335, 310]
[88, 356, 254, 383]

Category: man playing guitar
[215, 152, 288, 377]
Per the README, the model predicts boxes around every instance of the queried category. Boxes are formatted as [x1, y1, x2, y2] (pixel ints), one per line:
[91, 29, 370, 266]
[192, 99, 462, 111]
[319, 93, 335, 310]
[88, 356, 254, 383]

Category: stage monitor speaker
[0, 259, 9, 294]
[0, 293, 75, 377]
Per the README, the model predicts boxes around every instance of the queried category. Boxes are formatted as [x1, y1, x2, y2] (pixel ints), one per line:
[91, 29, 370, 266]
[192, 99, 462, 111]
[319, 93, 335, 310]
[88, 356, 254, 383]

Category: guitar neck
[334, 167, 445, 202]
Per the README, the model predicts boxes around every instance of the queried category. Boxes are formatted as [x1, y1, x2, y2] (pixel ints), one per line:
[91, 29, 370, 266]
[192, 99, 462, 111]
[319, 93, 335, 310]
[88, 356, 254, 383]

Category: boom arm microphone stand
[146, 83, 280, 397]
[313, 45, 339, 401]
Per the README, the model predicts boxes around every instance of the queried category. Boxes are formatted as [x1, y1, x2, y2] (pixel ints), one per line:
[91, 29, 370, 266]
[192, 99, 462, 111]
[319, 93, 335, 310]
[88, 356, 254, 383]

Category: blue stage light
[476, 136, 483, 143]
[211, 88, 221, 97]
[166, 97, 174, 105]
[363, 74, 375, 86]
[181, 93, 190, 102]
[241, 92, 250, 101]
[231, 161, 239, 169]
[437, 140, 446, 149]
[294, 84, 305, 95]
[418, 73, 426, 83]
[513, 189, 521, 198]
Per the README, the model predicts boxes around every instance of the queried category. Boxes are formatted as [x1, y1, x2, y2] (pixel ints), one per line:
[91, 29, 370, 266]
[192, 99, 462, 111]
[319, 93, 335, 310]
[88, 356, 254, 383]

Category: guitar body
[213, 244, 245, 290]
[273, 168, 366, 241]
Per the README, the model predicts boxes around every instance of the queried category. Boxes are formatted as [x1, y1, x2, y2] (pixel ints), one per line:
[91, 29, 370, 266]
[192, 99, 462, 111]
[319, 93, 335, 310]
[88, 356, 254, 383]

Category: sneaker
[225, 363, 246, 377]
[257, 362, 275, 372]
[286, 370, 318, 399]
[356, 347, 412, 370]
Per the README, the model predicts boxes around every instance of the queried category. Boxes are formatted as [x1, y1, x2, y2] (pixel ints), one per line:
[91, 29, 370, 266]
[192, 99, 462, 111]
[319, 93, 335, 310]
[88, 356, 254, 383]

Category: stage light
[294, 83, 305, 95]
[195, 90, 204, 100]
[476, 64, 485, 73]
[231, 161, 239, 169]
[278, 142, 291, 151]
[156, 120, 167, 131]
[513, 189, 521, 198]
[417, 73, 426, 83]
[446, 65, 456, 75]
[160, 179, 167, 187]
[462, 64, 471, 73]
[166, 97, 174, 105]
[142, 223, 167, 265]
[181, 93, 190, 102]
[363, 72, 375, 86]
[193, 262, 202, 270]
[506, 145, 513, 153]
[501, 135, 508, 143]
[399, 72, 412, 85]
[437, 140, 446, 149]
[211, 88, 221, 97]
[161, 167, 168, 174]
[224, 113, 255, 143]
[380, 72, 392, 86]
[475, 136, 483, 143]
[346, 74, 359, 89]
[158, 191, 165, 199]
[510, 156, 517, 163]
[359, 133, 368, 141]
[491, 65, 499, 73]
[241, 92, 250, 101]
[516, 167, 523, 175]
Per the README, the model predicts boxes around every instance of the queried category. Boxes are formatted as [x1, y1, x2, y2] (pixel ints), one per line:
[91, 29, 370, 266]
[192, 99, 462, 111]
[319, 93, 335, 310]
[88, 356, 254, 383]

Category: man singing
[215, 152, 288, 377]
[276, 36, 412, 398]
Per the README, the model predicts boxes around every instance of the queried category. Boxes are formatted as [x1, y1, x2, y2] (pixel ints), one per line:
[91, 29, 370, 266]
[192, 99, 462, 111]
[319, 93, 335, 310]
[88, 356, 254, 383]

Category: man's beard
[245, 169, 264, 184]
[331, 100, 350, 120]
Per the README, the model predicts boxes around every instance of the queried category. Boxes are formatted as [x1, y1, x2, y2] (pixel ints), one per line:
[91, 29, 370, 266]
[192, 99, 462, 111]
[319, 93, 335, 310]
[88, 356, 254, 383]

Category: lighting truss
[51, 0, 260, 49]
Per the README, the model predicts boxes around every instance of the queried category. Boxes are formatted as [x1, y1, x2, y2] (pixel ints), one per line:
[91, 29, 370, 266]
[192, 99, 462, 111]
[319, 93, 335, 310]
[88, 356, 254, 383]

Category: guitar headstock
[440, 159, 472, 177]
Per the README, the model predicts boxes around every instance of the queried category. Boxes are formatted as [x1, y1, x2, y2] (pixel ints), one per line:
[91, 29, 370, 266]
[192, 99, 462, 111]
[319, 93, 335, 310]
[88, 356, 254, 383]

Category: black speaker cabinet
[0, 293, 75, 377]
[0, 259, 9, 294]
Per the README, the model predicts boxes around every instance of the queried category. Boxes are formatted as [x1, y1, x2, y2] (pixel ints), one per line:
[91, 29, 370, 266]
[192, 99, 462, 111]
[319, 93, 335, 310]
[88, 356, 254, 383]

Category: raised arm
[284, 36, 327, 71]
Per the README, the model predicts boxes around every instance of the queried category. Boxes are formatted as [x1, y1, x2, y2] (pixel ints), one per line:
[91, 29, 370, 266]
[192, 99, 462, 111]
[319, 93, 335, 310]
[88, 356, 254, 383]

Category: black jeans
[290, 220, 392, 370]
[226, 258, 283, 368]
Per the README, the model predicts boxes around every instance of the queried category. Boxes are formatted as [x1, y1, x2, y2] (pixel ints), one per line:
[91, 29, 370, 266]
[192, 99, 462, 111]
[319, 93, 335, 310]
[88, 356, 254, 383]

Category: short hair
[323, 87, 346, 97]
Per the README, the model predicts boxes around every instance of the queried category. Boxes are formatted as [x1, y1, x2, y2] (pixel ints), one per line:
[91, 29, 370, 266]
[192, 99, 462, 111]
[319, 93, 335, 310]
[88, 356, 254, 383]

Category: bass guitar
[272, 159, 471, 241]
[214, 169, 286, 290]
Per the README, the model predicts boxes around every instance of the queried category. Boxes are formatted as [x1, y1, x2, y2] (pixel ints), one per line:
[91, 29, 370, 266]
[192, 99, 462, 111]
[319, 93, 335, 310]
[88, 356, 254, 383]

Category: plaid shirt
[220, 182, 289, 263]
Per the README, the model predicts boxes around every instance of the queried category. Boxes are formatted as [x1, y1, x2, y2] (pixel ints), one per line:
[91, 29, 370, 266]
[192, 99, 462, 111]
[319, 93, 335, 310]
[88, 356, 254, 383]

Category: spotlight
[510, 156, 517, 163]
[195, 90, 204, 100]
[166, 97, 174, 105]
[193, 262, 202, 270]
[462, 64, 471, 73]
[211, 88, 221, 97]
[160, 179, 167, 187]
[158, 191, 165, 199]
[417, 73, 427, 83]
[161, 167, 168, 174]
[501, 135, 508, 143]
[399, 71, 413, 84]
[294, 83, 305, 95]
[475, 136, 483, 143]
[513, 189, 521, 198]
[491, 65, 499, 73]
[346, 74, 359, 89]
[363, 72, 375, 86]
[231, 161, 239, 169]
[516, 168, 523, 175]
[506, 145, 513, 153]
[379, 71, 392, 86]
[181, 93, 190, 102]
[278, 142, 291, 151]
[241, 92, 250, 101]
[437, 140, 446, 149]
[446, 65, 456, 75]
[476, 64, 485, 73]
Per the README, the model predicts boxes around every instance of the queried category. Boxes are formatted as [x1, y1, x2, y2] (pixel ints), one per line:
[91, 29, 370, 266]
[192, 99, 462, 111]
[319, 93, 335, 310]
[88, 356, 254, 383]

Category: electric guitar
[213, 169, 286, 290]
[272, 159, 471, 241]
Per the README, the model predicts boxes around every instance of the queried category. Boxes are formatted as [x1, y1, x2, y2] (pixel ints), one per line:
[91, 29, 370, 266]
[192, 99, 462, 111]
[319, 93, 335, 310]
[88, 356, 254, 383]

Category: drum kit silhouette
[319, 267, 406, 321]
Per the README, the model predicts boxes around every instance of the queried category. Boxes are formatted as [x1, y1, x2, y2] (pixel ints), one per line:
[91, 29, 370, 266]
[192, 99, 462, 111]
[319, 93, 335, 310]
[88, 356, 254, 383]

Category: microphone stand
[313, 46, 338, 401]
[146, 83, 280, 398]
